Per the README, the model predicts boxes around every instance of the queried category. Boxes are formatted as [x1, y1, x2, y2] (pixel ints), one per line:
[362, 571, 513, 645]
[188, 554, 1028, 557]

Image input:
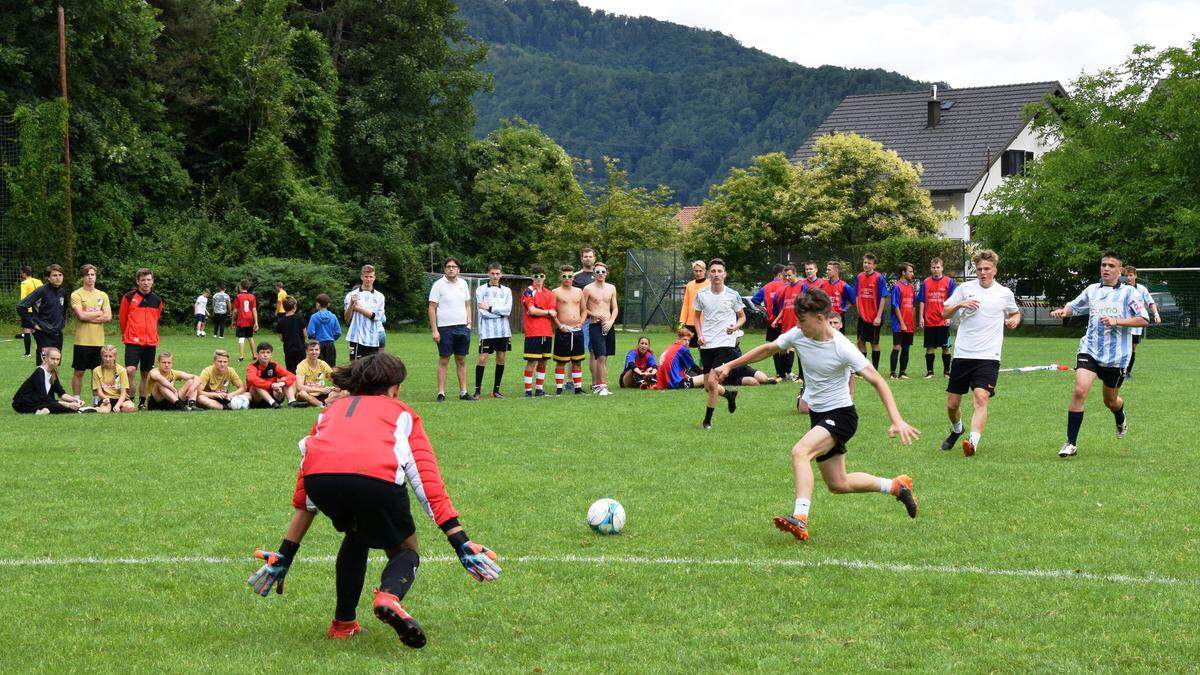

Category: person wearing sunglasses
[520, 265, 556, 396]
[551, 264, 588, 394]
[583, 263, 619, 395]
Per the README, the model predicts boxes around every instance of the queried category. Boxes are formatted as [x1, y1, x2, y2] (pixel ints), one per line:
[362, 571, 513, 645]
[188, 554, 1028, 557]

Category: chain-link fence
[0, 114, 19, 299]
[623, 249, 692, 329]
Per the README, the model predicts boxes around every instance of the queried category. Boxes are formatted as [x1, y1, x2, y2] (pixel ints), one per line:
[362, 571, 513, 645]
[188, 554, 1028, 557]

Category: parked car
[1150, 291, 1191, 328]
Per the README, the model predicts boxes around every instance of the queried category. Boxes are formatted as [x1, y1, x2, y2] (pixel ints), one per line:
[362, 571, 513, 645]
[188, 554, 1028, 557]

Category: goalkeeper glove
[456, 541, 501, 582]
[248, 548, 292, 596]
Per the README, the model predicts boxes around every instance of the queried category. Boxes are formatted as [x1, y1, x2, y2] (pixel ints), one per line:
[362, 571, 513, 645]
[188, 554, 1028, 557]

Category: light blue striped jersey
[1067, 282, 1148, 368]
[343, 287, 386, 347]
[1131, 283, 1154, 337]
[475, 283, 513, 340]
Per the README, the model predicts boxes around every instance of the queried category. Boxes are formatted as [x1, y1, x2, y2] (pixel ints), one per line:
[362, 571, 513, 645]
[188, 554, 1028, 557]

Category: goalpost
[1130, 268, 1198, 339]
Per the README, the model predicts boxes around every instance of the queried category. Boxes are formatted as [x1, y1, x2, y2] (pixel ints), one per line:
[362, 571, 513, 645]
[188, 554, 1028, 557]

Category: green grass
[1, 327, 1197, 671]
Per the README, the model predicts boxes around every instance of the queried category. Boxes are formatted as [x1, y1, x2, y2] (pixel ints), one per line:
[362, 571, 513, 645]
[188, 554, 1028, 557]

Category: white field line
[0, 553, 1192, 587]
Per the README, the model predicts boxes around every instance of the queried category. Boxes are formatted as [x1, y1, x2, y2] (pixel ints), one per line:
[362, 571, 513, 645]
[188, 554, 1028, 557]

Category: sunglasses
[532, 274, 546, 279]
[561, 274, 573, 279]
[595, 269, 608, 275]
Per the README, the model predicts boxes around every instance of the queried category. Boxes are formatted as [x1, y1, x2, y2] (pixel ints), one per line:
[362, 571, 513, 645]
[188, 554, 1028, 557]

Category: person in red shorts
[234, 279, 259, 362]
[916, 257, 956, 378]
[246, 353, 500, 646]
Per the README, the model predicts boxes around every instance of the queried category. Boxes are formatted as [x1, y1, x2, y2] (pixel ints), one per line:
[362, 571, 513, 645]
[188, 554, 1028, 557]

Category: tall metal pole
[58, 5, 74, 274]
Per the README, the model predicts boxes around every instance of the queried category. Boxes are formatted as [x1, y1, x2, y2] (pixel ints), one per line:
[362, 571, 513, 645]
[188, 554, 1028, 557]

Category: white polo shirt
[428, 276, 471, 327]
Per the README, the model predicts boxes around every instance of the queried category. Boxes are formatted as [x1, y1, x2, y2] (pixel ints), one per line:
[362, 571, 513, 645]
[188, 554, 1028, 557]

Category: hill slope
[458, 0, 932, 203]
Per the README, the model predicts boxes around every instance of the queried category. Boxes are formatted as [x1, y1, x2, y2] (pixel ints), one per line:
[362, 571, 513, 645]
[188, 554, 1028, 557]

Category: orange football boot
[326, 619, 365, 640]
[890, 474, 918, 518]
[773, 514, 809, 541]
[372, 589, 426, 649]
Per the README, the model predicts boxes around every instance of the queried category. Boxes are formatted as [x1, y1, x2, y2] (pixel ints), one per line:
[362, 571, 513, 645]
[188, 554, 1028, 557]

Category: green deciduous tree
[975, 39, 1200, 299]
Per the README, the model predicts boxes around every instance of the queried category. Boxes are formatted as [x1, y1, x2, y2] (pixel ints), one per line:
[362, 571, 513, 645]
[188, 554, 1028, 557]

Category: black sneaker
[574, 387, 585, 395]
[459, 393, 473, 401]
[288, 400, 309, 408]
[940, 428, 963, 451]
[701, 421, 712, 430]
[436, 393, 446, 403]
[185, 400, 199, 411]
[893, 476, 918, 518]
[724, 388, 738, 413]
[534, 389, 547, 397]
[491, 391, 505, 399]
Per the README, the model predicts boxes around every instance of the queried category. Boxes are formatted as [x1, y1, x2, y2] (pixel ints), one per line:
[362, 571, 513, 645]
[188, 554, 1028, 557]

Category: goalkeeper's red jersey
[291, 395, 458, 528]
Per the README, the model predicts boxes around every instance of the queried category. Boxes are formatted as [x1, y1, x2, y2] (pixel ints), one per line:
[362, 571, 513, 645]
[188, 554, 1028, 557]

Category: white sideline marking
[0, 553, 1192, 587]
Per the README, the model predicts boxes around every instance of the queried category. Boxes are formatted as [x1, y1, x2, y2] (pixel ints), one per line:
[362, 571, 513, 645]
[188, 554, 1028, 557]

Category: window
[1001, 150, 1035, 177]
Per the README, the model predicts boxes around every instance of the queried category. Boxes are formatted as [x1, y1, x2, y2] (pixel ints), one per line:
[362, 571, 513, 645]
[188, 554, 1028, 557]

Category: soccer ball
[229, 394, 251, 410]
[587, 498, 626, 535]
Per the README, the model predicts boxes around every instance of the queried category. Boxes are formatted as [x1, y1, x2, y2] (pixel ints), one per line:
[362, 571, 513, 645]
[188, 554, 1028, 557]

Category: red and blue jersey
[655, 339, 697, 389]
[752, 278, 786, 323]
[889, 280, 916, 333]
[916, 275, 956, 327]
[855, 271, 889, 322]
[772, 281, 805, 331]
[821, 279, 855, 314]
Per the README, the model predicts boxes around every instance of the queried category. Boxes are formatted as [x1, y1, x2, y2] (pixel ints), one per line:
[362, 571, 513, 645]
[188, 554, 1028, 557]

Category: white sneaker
[1058, 442, 1078, 458]
[1116, 416, 1128, 439]
[598, 386, 612, 396]
[35, 408, 50, 415]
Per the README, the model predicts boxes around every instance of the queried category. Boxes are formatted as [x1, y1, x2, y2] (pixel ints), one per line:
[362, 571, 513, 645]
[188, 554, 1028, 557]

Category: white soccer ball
[229, 394, 251, 410]
[587, 498, 626, 535]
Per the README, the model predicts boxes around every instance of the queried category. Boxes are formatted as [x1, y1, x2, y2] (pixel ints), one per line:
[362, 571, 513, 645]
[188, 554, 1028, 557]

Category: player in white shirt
[713, 287, 919, 542]
[194, 290, 209, 337]
[473, 262, 513, 399]
[1051, 252, 1149, 458]
[428, 257, 473, 402]
[939, 250, 1021, 457]
[692, 258, 746, 429]
[1121, 265, 1160, 379]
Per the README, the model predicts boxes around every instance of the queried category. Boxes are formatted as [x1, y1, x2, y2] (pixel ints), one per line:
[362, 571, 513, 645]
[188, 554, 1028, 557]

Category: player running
[246, 353, 500, 646]
[939, 250, 1020, 456]
[916, 257, 956, 378]
[712, 288, 919, 541]
[693, 258, 745, 429]
[1121, 265, 1160, 379]
[1051, 251, 1148, 458]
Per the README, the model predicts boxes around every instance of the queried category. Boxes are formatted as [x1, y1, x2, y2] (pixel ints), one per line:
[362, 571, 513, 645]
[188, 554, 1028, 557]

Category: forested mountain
[458, 0, 933, 203]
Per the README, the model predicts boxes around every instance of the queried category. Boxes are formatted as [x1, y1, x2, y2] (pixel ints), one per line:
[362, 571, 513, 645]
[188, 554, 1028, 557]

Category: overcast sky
[574, 0, 1199, 88]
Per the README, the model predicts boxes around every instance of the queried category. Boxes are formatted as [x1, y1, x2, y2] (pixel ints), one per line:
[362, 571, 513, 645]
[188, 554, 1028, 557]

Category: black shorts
[124, 343, 156, 372]
[480, 337, 511, 354]
[553, 329, 586, 362]
[195, 313, 206, 324]
[1076, 352, 1125, 389]
[236, 326, 255, 339]
[19, 311, 34, 329]
[437, 324, 471, 357]
[699, 346, 739, 374]
[857, 318, 882, 344]
[72, 345, 103, 372]
[923, 326, 951, 349]
[348, 342, 380, 361]
[810, 405, 859, 462]
[588, 322, 616, 357]
[683, 324, 700, 348]
[892, 331, 913, 347]
[523, 336, 552, 360]
[1132, 334, 1142, 345]
[727, 365, 758, 383]
[304, 473, 416, 549]
[146, 395, 180, 411]
[947, 358, 1000, 397]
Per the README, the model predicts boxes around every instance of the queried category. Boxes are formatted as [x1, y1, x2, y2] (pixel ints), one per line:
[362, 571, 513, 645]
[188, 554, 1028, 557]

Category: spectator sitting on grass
[92, 344, 137, 413]
[296, 339, 345, 408]
[12, 347, 90, 414]
[246, 341, 302, 408]
[197, 349, 249, 410]
[147, 352, 201, 411]
[619, 336, 658, 389]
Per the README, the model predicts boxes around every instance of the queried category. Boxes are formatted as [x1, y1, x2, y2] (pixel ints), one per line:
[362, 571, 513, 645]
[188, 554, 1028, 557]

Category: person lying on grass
[246, 352, 500, 646]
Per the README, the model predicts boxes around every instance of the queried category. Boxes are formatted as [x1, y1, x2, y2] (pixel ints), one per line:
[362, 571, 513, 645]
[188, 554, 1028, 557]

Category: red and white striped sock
[524, 368, 534, 393]
[535, 366, 546, 391]
[554, 365, 566, 391]
[571, 368, 583, 389]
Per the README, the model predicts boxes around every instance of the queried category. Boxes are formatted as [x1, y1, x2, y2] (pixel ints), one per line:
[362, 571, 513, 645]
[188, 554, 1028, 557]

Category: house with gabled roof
[792, 81, 1068, 241]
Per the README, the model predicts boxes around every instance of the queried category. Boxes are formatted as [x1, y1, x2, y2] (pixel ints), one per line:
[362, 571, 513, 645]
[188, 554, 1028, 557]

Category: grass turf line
[0, 327, 1197, 669]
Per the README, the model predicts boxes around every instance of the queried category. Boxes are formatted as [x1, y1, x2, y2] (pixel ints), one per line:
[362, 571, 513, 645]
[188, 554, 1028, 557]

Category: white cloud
[574, 0, 1200, 87]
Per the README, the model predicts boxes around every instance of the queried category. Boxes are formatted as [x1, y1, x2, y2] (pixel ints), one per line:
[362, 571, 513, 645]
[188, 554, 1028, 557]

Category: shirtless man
[552, 264, 588, 395]
[583, 262, 619, 395]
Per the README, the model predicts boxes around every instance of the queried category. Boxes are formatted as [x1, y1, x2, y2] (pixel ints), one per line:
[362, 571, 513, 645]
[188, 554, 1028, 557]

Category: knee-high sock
[334, 535, 370, 622]
[889, 350, 899, 375]
[782, 351, 795, 375]
[474, 365, 485, 392]
[900, 344, 910, 375]
[381, 548, 419, 600]
[871, 349, 881, 370]
[572, 365, 583, 388]
[554, 365, 565, 391]
[524, 367, 534, 393]
[22, 333, 31, 356]
[1126, 351, 1136, 375]
[925, 352, 935, 373]
[942, 352, 951, 374]
[493, 364, 505, 391]
[1067, 410, 1084, 445]
[772, 352, 788, 378]
[535, 364, 546, 390]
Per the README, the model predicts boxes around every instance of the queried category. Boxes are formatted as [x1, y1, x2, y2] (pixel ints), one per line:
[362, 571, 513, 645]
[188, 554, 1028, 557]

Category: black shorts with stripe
[810, 405, 858, 462]
[553, 330, 586, 362]
[523, 336, 552, 360]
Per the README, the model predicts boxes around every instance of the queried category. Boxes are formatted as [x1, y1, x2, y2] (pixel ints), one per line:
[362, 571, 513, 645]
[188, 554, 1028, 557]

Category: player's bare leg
[454, 354, 468, 399]
[961, 387, 990, 456]
[436, 355, 449, 398]
[1063, 368, 1097, 457]
[701, 372, 737, 429]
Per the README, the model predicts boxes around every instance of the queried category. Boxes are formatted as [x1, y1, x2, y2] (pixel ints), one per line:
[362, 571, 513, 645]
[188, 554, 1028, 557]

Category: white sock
[968, 431, 980, 447]
[793, 498, 811, 518]
[951, 419, 963, 434]
[879, 478, 892, 494]
[460, 390, 468, 396]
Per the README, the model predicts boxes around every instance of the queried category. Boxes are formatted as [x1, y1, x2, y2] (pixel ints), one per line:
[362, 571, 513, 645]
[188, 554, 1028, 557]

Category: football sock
[1126, 352, 1136, 375]
[899, 345, 910, 374]
[554, 365, 565, 393]
[22, 334, 31, 355]
[793, 498, 811, 518]
[1113, 405, 1125, 426]
[1067, 410, 1084, 445]
[878, 478, 892, 494]
[926, 353, 935, 373]
[782, 351, 795, 376]
[523, 368, 533, 393]
[535, 366, 546, 391]
[380, 548, 419, 600]
[889, 350, 899, 375]
[871, 349, 881, 370]
[703, 406, 715, 425]
[474, 365, 485, 393]
[493, 364, 505, 391]
[967, 432, 980, 448]
[773, 353, 788, 378]
[571, 368, 583, 390]
[334, 535, 370, 622]
[942, 352, 952, 374]
[951, 419, 963, 434]
[722, 388, 737, 413]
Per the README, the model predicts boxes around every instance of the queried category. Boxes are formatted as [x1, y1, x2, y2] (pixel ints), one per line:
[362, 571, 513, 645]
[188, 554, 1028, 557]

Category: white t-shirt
[194, 295, 208, 315]
[428, 276, 471, 327]
[948, 280, 1019, 361]
[693, 286, 744, 349]
[774, 328, 870, 412]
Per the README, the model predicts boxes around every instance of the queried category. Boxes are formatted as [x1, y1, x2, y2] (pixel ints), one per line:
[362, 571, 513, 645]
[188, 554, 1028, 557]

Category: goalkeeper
[247, 352, 500, 646]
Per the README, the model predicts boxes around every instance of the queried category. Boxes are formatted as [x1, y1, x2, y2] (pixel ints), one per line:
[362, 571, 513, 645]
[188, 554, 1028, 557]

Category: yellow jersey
[296, 359, 333, 388]
[70, 287, 110, 346]
[20, 277, 42, 312]
[92, 365, 129, 399]
[198, 365, 243, 393]
[276, 289, 287, 314]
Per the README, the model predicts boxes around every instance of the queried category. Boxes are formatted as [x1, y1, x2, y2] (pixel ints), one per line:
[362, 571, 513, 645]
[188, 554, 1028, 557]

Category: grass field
[1, 326, 1197, 671]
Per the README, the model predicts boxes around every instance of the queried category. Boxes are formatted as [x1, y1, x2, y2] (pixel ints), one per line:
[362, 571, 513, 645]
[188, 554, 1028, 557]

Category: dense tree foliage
[457, 0, 931, 204]
[975, 39, 1200, 300]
